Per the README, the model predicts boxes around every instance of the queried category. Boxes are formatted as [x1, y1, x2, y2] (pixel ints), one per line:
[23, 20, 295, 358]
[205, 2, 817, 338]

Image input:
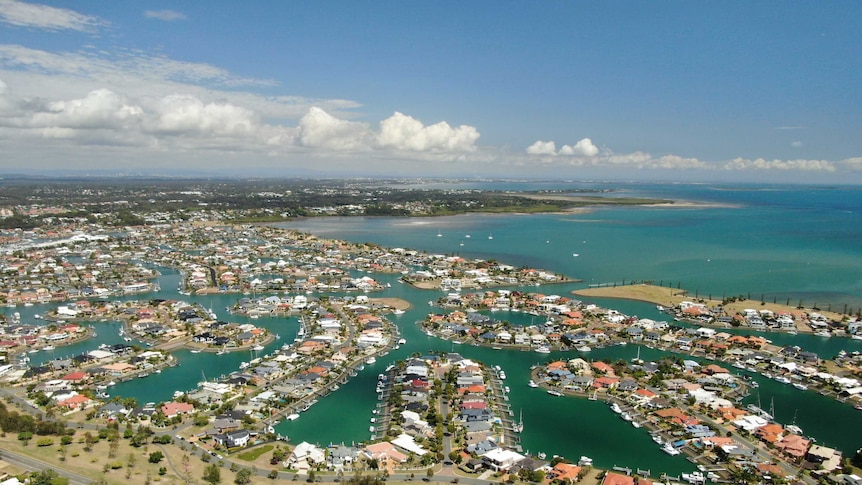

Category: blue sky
[1, 1, 860, 182]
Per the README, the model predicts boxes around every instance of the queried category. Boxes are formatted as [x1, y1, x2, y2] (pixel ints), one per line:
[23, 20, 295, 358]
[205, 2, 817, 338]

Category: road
[0, 448, 93, 485]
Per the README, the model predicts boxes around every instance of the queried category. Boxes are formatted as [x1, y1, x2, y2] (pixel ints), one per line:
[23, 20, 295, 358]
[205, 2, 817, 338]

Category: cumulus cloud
[0, 0, 105, 32]
[144, 10, 186, 21]
[297, 106, 372, 151]
[526, 140, 556, 155]
[560, 138, 599, 156]
[526, 137, 598, 156]
[377, 112, 479, 152]
[32, 89, 143, 130]
[150, 94, 258, 137]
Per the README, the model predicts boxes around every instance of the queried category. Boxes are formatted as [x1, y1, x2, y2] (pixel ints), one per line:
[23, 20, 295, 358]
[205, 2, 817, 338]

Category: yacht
[577, 456, 593, 467]
[366, 357, 376, 365]
[651, 434, 663, 444]
[534, 345, 551, 354]
[621, 412, 633, 421]
[610, 402, 622, 414]
[528, 380, 538, 388]
[252, 345, 265, 351]
[662, 442, 681, 455]
[398, 338, 406, 345]
[547, 389, 563, 397]
[577, 345, 592, 352]
[682, 472, 705, 484]
[793, 382, 808, 391]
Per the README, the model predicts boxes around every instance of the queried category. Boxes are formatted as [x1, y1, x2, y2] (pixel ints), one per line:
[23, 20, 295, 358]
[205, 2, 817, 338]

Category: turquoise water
[4, 183, 862, 473]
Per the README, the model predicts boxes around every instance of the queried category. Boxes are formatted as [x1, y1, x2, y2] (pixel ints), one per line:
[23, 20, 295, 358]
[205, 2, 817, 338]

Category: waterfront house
[288, 442, 325, 469]
[602, 472, 635, 485]
[214, 429, 250, 448]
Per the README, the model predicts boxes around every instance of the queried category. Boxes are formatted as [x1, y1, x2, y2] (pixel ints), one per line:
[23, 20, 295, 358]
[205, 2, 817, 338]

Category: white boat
[577, 345, 592, 352]
[366, 357, 376, 365]
[398, 338, 406, 345]
[621, 412, 633, 421]
[534, 345, 551, 354]
[528, 380, 538, 388]
[651, 434, 663, 444]
[498, 371, 506, 379]
[252, 345, 265, 351]
[632, 421, 641, 428]
[786, 424, 803, 435]
[286, 413, 300, 421]
[682, 472, 705, 484]
[43, 345, 55, 351]
[190, 349, 201, 353]
[547, 389, 563, 396]
[577, 456, 593, 466]
[369, 426, 375, 432]
[662, 443, 681, 455]
[793, 382, 808, 391]
[775, 376, 792, 384]
[610, 402, 622, 414]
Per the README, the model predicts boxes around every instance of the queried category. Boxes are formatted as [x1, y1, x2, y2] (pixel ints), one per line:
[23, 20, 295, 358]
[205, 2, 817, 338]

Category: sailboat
[786, 409, 803, 435]
[513, 409, 523, 432]
[631, 346, 643, 364]
[488, 233, 493, 240]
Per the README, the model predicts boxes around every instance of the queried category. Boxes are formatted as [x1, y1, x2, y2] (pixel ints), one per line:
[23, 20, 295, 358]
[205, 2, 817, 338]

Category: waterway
[3, 182, 862, 475]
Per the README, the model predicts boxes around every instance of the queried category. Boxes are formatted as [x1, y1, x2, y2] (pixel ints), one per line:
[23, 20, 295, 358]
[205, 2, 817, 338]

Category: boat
[173, 391, 185, 398]
[498, 371, 506, 379]
[190, 349, 201, 354]
[632, 420, 641, 428]
[528, 380, 538, 388]
[369, 426, 375, 432]
[610, 402, 622, 414]
[286, 413, 300, 421]
[651, 434, 663, 444]
[662, 443, 681, 455]
[252, 345, 265, 351]
[397, 338, 406, 345]
[43, 345, 55, 351]
[792, 382, 808, 391]
[534, 345, 551, 354]
[547, 389, 563, 397]
[786, 424, 803, 435]
[775, 376, 792, 384]
[577, 456, 593, 467]
[366, 357, 376, 365]
[682, 472, 705, 484]
[577, 345, 592, 352]
[537, 452, 546, 460]
[621, 412, 633, 421]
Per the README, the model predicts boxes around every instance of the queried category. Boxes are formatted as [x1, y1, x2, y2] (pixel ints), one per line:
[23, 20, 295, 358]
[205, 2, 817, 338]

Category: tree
[149, 451, 164, 463]
[235, 468, 253, 485]
[203, 463, 222, 485]
[268, 470, 279, 480]
[426, 468, 434, 480]
[30, 470, 68, 485]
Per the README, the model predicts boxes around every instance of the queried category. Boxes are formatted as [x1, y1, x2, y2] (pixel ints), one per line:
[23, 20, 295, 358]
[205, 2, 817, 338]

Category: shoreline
[572, 283, 851, 336]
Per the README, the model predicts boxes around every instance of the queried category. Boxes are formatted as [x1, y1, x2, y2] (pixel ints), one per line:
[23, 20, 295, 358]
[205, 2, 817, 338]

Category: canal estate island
[0, 219, 860, 485]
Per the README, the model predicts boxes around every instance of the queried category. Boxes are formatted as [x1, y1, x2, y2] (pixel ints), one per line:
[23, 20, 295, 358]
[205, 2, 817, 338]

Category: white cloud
[150, 94, 257, 137]
[297, 106, 372, 151]
[144, 10, 186, 21]
[33, 89, 143, 130]
[526, 137, 598, 156]
[526, 140, 556, 155]
[791, 141, 803, 148]
[377, 112, 479, 152]
[722, 157, 835, 172]
[560, 138, 599, 156]
[0, 0, 105, 32]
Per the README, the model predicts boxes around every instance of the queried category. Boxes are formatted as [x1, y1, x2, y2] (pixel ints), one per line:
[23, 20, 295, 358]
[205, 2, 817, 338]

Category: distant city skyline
[0, 1, 860, 183]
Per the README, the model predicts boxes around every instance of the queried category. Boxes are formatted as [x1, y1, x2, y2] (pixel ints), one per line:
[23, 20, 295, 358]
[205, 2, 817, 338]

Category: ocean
[5, 182, 862, 474]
